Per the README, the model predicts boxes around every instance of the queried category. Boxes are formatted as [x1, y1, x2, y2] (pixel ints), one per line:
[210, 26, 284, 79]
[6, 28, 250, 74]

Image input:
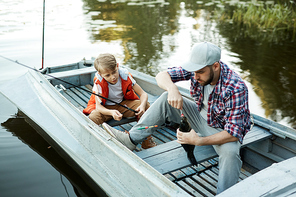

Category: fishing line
[0, 55, 137, 113]
[41, 0, 45, 69]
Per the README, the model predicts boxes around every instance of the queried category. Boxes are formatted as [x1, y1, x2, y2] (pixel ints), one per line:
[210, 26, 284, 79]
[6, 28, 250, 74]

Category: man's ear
[213, 62, 220, 71]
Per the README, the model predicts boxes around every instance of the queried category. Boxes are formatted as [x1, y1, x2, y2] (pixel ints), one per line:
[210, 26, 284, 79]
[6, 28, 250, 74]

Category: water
[1, 0, 296, 196]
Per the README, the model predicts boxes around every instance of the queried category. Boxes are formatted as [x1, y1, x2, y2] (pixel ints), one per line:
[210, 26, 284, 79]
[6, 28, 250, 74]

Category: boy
[83, 53, 156, 149]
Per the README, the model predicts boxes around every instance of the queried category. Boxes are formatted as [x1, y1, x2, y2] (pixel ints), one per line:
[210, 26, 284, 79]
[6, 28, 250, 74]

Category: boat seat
[107, 117, 138, 127]
[136, 125, 273, 174]
[44, 66, 96, 80]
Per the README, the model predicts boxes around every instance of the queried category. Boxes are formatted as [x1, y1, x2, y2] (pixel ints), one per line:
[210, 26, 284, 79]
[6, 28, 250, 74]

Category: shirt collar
[213, 61, 226, 95]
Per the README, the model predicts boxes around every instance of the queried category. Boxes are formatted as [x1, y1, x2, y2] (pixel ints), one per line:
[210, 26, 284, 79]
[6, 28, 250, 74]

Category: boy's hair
[94, 53, 117, 73]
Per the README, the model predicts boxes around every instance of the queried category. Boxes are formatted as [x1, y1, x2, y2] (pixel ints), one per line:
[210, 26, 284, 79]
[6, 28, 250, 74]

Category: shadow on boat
[1, 112, 107, 197]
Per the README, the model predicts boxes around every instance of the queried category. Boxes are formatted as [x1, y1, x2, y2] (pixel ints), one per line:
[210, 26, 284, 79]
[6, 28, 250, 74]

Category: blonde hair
[94, 53, 117, 73]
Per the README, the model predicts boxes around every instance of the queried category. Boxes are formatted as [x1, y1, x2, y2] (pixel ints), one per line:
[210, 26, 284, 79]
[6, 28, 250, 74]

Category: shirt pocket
[212, 104, 225, 124]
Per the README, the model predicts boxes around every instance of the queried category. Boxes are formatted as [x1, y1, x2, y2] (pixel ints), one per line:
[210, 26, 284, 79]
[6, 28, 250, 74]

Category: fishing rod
[41, 0, 45, 69]
[0, 55, 137, 113]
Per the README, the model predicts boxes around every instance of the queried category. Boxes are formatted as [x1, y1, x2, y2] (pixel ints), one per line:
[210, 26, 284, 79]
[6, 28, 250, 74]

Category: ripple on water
[0, 117, 76, 197]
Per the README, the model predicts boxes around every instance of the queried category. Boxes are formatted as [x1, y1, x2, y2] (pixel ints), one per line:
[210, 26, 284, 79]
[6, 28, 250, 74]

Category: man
[103, 41, 251, 194]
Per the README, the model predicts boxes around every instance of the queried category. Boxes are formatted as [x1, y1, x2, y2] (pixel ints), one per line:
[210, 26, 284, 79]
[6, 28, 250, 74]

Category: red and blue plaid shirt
[167, 61, 251, 143]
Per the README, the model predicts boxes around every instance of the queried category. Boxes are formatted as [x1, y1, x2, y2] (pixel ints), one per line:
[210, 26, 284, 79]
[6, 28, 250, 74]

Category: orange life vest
[83, 70, 139, 115]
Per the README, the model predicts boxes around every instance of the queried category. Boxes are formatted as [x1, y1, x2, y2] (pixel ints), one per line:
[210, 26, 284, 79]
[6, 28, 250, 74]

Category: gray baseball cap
[181, 42, 221, 72]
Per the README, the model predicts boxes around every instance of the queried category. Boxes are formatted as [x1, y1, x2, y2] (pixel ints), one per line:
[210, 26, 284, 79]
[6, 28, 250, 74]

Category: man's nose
[194, 73, 199, 80]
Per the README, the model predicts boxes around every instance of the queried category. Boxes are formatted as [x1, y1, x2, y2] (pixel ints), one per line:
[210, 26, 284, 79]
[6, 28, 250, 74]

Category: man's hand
[156, 71, 183, 109]
[167, 86, 183, 109]
[177, 128, 201, 145]
[177, 128, 238, 146]
[110, 110, 123, 121]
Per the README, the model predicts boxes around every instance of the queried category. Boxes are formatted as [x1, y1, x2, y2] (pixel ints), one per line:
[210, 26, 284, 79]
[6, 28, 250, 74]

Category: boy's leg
[88, 101, 140, 125]
[118, 100, 150, 118]
[88, 109, 112, 125]
[88, 104, 129, 125]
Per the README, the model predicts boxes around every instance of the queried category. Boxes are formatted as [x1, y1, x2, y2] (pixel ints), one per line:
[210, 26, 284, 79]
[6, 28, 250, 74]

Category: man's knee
[151, 92, 169, 107]
[220, 148, 240, 160]
[217, 142, 241, 160]
[160, 91, 168, 99]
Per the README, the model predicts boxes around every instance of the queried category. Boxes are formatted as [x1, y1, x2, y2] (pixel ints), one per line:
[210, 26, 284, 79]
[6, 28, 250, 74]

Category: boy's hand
[135, 105, 145, 118]
[110, 110, 123, 121]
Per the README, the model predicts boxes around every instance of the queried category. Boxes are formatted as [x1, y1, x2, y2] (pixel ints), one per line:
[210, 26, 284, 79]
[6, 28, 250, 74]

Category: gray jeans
[129, 92, 242, 194]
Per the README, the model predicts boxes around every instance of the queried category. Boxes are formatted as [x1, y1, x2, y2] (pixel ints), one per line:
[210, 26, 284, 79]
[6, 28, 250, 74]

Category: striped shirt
[167, 61, 251, 143]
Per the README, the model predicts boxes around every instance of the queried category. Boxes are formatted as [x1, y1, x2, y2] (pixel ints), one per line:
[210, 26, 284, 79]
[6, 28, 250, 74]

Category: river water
[1, 0, 296, 196]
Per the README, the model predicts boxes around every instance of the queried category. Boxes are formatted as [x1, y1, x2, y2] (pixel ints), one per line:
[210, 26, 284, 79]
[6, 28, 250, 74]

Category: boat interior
[42, 60, 296, 196]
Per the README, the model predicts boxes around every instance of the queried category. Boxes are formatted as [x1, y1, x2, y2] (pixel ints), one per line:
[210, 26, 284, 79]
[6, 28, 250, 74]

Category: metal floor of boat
[59, 85, 253, 197]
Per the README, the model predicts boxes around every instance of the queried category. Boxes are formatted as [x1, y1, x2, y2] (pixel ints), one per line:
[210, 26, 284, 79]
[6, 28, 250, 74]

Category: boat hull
[0, 70, 188, 197]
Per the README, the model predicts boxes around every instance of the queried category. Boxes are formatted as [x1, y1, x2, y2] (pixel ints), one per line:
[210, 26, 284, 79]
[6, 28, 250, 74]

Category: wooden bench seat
[136, 125, 272, 174]
[44, 66, 96, 80]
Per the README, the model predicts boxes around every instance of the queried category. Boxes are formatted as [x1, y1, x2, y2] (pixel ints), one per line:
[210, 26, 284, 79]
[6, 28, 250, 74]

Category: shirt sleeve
[223, 88, 249, 143]
[92, 84, 102, 94]
[128, 74, 136, 86]
[167, 67, 193, 82]
[92, 84, 103, 104]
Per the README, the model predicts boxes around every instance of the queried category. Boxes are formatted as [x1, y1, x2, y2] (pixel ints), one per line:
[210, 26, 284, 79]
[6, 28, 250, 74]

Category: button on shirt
[167, 61, 251, 143]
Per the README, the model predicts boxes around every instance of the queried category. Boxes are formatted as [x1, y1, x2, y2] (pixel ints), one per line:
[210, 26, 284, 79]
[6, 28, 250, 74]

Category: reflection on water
[211, 0, 296, 43]
[1, 114, 105, 197]
[83, 0, 179, 75]
[82, 0, 224, 75]
[218, 29, 296, 128]
[82, 0, 296, 128]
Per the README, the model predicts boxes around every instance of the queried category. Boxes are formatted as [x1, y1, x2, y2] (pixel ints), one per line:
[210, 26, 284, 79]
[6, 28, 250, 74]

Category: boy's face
[99, 63, 119, 85]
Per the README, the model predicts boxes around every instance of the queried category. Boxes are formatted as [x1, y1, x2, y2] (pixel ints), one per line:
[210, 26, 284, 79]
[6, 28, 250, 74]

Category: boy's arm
[95, 96, 122, 121]
[155, 71, 183, 110]
[132, 83, 148, 117]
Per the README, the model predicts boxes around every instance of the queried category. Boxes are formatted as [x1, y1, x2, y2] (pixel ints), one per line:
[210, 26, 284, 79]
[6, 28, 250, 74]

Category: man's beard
[200, 67, 214, 86]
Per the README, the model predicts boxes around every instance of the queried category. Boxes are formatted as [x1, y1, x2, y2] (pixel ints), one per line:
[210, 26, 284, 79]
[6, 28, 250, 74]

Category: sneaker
[102, 123, 136, 151]
[141, 135, 157, 149]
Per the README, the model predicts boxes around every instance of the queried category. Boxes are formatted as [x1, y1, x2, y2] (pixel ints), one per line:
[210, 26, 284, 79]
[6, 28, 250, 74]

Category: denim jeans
[129, 92, 242, 194]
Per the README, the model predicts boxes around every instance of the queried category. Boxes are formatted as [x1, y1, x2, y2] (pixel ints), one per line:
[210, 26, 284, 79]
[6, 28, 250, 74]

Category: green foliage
[214, 0, 296, 42]
[233, 3, 295, 30]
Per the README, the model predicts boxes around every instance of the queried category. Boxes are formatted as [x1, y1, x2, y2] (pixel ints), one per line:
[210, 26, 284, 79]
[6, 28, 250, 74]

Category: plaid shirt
[167, 61, 251, 143]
